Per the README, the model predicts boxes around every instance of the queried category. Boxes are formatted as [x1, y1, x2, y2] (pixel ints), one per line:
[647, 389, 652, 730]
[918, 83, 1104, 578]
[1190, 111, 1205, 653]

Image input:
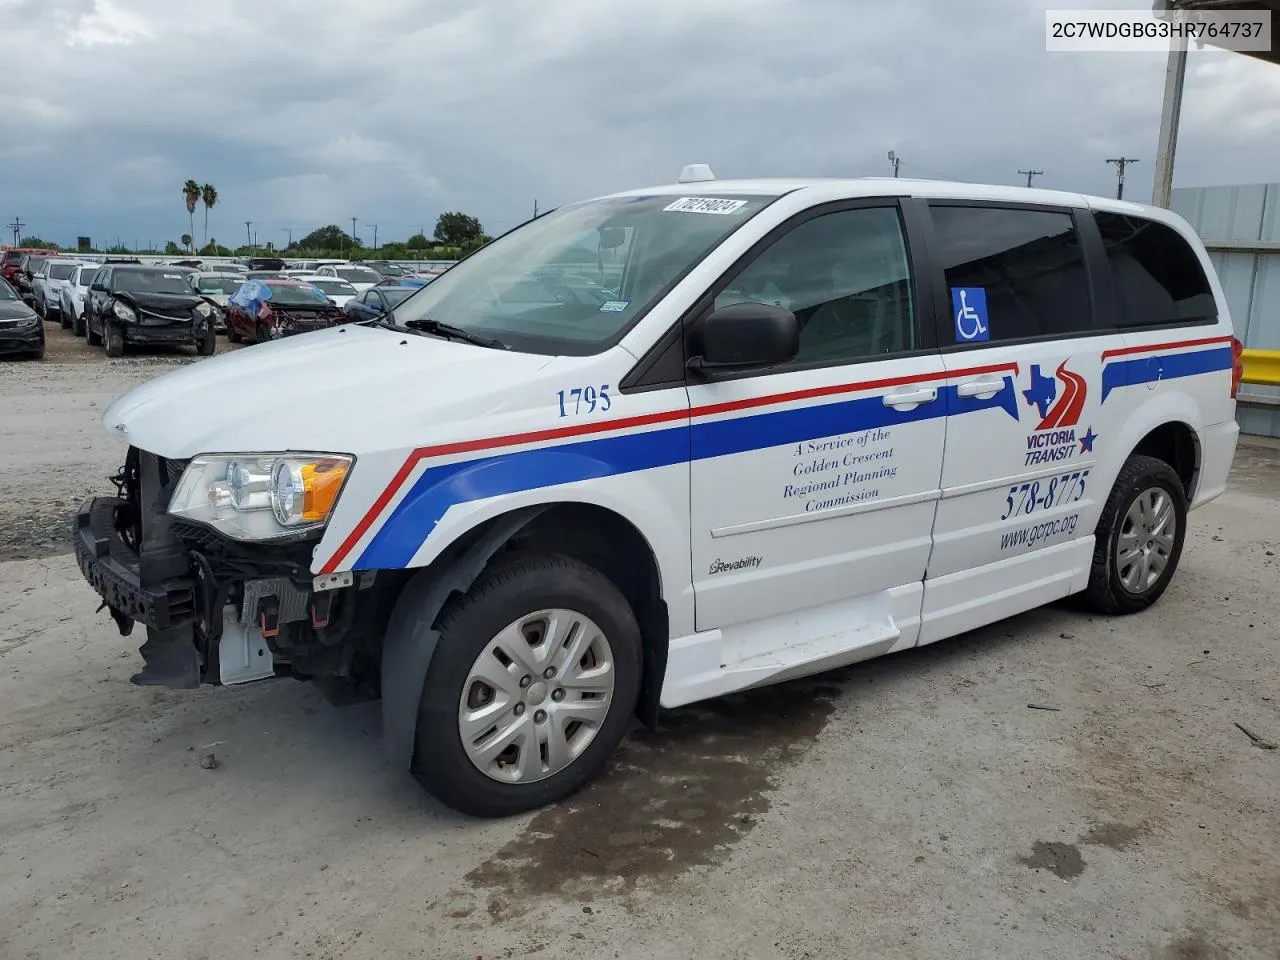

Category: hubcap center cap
[525, 681, 549, 705]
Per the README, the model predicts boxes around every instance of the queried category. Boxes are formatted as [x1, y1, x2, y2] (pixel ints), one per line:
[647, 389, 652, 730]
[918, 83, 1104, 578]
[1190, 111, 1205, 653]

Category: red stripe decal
[318, 360, 1019, 573]
[1100, 334, 1232, 364]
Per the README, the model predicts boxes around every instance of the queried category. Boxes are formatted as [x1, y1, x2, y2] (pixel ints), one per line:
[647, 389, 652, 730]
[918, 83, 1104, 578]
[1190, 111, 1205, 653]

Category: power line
[1106, 157, 1139, 200]
[1018, 169, 1044, 188]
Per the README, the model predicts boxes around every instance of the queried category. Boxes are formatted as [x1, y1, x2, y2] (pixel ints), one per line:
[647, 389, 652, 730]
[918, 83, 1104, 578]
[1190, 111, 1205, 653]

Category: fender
[1107, 388, 1203, 490]
[379, 505, 548, 769]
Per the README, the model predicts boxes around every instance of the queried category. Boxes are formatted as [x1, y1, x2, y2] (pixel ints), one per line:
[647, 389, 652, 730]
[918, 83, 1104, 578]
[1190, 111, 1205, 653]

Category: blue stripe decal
[1101, 346, 1232, 402]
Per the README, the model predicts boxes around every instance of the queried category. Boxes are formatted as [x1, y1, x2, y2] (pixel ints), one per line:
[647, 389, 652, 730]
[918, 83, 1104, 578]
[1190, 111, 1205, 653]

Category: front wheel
[72, 308, 85, 337]
[409, 553, 642, 817]
[196, 328, 216, 356]
[1083, 454, 1187, 614]
[104, 322, 125, 357]
[86, 313, 102, 346]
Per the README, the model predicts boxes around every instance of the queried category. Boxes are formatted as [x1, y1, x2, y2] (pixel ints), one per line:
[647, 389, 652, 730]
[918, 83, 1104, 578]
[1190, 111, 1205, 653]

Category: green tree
[406, 232, 429, 249]
[182, 179, 200, 250]
[180, 233, 193, 253]
[200, 184, 218, 250]
[433, 212, 484, 247]
[296, 225, 356, 251]
[164, 241, 183, 255]
[199, 239, 233, 256]
[18, 236, 58, 250]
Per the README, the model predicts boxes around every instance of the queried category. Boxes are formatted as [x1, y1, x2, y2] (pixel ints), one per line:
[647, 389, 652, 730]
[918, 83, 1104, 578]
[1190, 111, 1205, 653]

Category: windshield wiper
[403, 317, 508, 350]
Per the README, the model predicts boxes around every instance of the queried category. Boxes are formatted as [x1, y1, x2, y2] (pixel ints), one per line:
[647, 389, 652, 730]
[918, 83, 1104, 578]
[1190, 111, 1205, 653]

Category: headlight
[113, 301, 136, 322]
[168, 453, 353, 541]
[194, 301, 213, 318]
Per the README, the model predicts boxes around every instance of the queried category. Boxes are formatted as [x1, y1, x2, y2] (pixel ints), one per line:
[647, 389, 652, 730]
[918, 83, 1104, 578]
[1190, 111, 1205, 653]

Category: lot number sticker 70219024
[557, 385, 612, 417]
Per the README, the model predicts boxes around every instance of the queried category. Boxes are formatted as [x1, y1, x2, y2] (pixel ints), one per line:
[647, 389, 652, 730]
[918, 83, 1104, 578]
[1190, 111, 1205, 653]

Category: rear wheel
[104, 322, 125, 357]
[1083, 454, 1187, 614]
[407, 553, 642, 817]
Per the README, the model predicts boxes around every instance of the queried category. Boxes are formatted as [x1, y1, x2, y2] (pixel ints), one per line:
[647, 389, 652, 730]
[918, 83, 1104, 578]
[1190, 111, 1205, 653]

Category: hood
[119, 291, 201, 311]
[200, 293, 231, 307]
[103, 324, 558, 458]
[0, 300, 37, 321]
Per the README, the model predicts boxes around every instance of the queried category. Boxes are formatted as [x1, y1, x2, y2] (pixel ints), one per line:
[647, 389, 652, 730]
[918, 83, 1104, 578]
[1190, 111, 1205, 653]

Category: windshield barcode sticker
[663, 197, 748, 215]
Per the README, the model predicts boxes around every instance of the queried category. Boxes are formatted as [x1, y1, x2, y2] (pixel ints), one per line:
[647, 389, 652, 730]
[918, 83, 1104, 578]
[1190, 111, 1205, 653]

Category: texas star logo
[1021, 361, 1098, 466]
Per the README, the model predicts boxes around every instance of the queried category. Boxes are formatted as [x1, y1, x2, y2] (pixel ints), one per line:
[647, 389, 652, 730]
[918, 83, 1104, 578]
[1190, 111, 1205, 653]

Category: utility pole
[371, 225, 378, 251]
[351, 217, 358, 252]
[533, 199, 539, 219]
[284, 227, 292, 248]
[887, 150, 900, 178]
[8, 216, 25, 245]
[244, 220, 253, 249]
[1018, 169, 1043, 188]
[1106, 157, 1139, 200]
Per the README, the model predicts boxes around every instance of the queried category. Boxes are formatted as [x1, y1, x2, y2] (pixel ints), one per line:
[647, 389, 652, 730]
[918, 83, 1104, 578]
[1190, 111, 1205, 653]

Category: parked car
[187, 272, 245, 332]
[2, 247, 56, 285]
[69, 172, 1243, 818]
[83, 264, 218, 357]
[361, 260, 408, 278]
[315, 263, 382, 292]
[225, 278, 346, 343]
[245, 270, 287, 281]
[288, 274, 359, 307]
[12, 253, 53, 305]
[374, 276, 430, 289]
[340, 283, 422, 322]
[34, 258, 90, 325]
[60, 263, 97, 336]
[0, 276, 43, 359]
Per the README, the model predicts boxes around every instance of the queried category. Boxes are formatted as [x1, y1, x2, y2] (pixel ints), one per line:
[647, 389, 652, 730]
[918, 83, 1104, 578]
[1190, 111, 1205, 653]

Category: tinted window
[714, 206, 915, 364]
[0, 279, 16, 300]
[1092, 212, 1215, 326]
[931, 206, 1093, 343]
[266, 284, 329, 305]
[49, 263, 79, 280]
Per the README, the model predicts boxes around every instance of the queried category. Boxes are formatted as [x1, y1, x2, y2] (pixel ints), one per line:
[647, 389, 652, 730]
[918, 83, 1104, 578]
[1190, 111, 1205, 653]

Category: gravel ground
[0, 320, 240, 561]
[1, 324, 1279, 959]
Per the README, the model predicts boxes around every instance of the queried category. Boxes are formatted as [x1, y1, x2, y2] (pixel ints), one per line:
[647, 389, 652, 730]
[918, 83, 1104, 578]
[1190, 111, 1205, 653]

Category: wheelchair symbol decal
[951, 287, 989, 342]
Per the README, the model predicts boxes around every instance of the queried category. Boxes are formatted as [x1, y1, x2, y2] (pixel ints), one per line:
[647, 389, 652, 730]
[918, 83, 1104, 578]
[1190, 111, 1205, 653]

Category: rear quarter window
[1092, 212, 1216, 327]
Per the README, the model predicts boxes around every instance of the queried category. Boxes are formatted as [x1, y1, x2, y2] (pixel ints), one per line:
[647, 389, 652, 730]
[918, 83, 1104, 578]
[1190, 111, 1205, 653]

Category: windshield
[267, 284, 330, 305]
[49, 263, 79, 280]
[197, 276, 241, 294]
[114, 270, 194, 295]
[335, 267, 381, 283]
[392, 193, 776, 353]
[309, 278, 356, 295]
[0, 279, 16, 300]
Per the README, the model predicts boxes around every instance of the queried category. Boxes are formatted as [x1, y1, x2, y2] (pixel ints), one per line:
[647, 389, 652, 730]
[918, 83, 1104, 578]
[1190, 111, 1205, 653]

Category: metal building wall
[1172, 183, 1280, 438]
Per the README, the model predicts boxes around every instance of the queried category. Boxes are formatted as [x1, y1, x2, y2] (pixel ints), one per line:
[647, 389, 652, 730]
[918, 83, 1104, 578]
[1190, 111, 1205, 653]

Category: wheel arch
[378, 500, 670, 771]
[1108, 390, 1205, 500]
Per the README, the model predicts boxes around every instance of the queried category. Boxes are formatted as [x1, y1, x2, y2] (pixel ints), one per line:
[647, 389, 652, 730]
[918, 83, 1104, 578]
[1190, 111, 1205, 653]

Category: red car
[2, 247, 56, 286]
[225, 278, 346, 344]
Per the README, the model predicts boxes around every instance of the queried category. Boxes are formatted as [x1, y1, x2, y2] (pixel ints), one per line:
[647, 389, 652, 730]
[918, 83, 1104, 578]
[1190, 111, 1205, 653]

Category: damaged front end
[74, 448, 395, 698]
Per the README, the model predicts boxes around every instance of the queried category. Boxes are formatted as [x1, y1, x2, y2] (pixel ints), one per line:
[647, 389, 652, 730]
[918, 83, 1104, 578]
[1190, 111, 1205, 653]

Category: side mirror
[688, 302, 799, 377]
[91, 283, 106, 291]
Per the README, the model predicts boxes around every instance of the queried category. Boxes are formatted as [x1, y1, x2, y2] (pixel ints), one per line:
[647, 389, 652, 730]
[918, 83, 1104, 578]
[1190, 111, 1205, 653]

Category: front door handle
[883, 387, 938, 409]
[955, 376, 1003, 399]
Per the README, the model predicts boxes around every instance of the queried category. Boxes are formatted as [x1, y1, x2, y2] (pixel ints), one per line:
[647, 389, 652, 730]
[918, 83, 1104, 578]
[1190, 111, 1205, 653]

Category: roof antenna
[678, 163, 716, 183]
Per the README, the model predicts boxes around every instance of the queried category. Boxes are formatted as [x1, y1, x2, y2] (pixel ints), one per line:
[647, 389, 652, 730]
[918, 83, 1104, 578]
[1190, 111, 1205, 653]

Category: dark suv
[84, 264, 218, 357]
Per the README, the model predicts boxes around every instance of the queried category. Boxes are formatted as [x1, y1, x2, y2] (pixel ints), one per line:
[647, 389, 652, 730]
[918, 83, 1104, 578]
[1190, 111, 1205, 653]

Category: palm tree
[200, 184, 217, 251]
[182, 180, 200, 251]
[181, 233, 193, 253]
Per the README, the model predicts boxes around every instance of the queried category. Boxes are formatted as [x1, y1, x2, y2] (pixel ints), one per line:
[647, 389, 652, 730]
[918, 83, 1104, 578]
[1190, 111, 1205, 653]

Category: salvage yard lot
[1, 331, 1278, 960]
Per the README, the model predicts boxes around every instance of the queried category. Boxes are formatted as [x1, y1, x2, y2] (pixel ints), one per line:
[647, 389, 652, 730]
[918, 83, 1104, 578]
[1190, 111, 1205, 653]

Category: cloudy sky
[2, 0, 1278, 250]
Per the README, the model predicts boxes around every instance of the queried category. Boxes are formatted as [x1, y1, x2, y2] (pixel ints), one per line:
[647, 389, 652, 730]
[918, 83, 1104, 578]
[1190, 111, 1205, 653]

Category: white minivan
[74, 169, 1242, 816]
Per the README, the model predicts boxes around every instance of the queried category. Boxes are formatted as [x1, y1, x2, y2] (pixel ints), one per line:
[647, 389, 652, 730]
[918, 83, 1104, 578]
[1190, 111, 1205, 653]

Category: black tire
[1083, 454, 1187, 615]
[226, 321, 241, 344]
[104, 322, 124, 357]
[72, 309, 85, 338]
[196, 329, 216, 356]
[408, 553, 642, 817]
[30, 340, 45, 360]
[86, 312, 102, 346]
[58, 308, 70, 330]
